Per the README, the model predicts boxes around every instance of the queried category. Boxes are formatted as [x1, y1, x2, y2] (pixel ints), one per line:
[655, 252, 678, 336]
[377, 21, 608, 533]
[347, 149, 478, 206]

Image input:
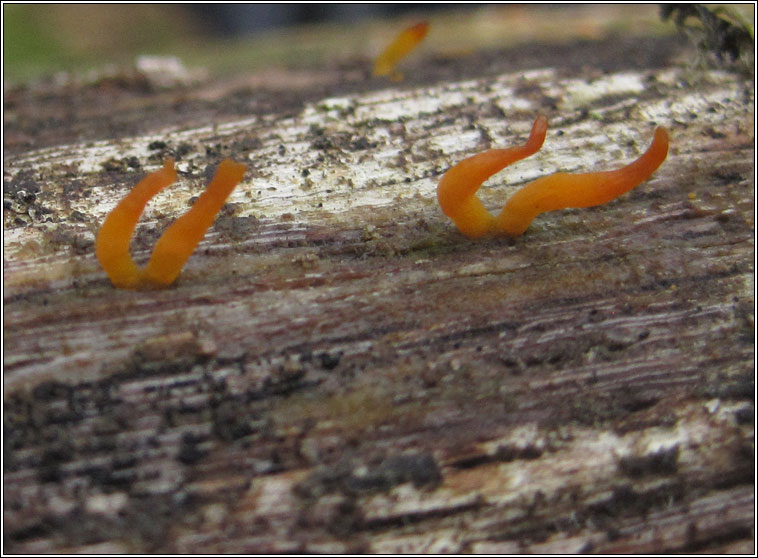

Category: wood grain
[4, 13, 754, 553]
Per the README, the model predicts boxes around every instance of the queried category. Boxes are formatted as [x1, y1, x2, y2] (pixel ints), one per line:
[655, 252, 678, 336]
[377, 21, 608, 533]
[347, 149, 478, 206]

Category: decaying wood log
[4, 7, 754, 554]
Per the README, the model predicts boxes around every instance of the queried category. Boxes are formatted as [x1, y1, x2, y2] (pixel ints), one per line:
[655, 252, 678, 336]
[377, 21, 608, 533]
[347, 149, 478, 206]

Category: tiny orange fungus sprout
[373, 21, 429, 80]
[95, 158, 247, 288]
[437, 116, 669, 238]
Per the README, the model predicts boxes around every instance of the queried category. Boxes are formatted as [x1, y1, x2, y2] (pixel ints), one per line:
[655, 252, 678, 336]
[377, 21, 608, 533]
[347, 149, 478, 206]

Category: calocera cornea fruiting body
[437, 116, 669, 238]
[373, 21, 429, 80]
[95, 158, 247, 289]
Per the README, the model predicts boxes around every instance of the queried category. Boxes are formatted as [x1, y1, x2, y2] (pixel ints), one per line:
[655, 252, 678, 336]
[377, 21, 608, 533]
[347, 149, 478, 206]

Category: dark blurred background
[190, 4, 448, 35]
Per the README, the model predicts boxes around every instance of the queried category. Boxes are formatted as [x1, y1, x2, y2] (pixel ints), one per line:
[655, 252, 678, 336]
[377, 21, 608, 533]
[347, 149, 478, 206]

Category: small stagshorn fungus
[373, 21, 429, 80]
[437, 116, 669, 238]
[96, 158, 247, 288]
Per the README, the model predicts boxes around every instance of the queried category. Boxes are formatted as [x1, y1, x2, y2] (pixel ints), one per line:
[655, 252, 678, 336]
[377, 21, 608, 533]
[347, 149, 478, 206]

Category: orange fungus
[95, 158, 247, 288]
[437, 116, 669, 238]
[373, 21, 429, 79]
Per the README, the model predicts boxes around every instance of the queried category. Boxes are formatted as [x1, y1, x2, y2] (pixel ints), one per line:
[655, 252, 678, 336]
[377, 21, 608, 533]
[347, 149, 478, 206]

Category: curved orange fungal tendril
[95, 158, 177, 288]
[142, 159, 247, 287]
[437, 115, 548, 238]
[95, 158, 247, 289]
[436, 116, 669, 238]
[496, 127, 669, 236]
[373, 21, 429, 80]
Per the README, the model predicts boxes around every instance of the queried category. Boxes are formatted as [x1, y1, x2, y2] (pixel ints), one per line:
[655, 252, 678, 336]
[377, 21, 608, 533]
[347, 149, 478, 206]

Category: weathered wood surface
[4, 12, 755, 554]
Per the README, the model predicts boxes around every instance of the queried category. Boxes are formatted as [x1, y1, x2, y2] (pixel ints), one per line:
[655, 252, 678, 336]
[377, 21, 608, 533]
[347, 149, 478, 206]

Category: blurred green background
[5, 4, 223, 81]
[4, 4, 752, 84]
[3, 4, 432, 82]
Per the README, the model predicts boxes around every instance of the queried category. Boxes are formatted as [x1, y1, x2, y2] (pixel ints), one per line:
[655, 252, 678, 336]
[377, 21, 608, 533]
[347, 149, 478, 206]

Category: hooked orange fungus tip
[373, 21, 429, 80]
[95, 158, 247, 289]
[437, 116, 669, 238]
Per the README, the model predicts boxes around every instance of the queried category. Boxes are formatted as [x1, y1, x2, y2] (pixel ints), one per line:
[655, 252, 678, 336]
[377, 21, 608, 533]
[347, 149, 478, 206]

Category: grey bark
[4, 26, 754, 554]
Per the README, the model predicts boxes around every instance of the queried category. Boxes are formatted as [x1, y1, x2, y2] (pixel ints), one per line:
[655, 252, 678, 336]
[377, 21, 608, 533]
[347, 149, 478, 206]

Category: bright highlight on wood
[437, 116, 669, 238]
[95, 158, 247, 288]
[373, 21, 429, 80]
